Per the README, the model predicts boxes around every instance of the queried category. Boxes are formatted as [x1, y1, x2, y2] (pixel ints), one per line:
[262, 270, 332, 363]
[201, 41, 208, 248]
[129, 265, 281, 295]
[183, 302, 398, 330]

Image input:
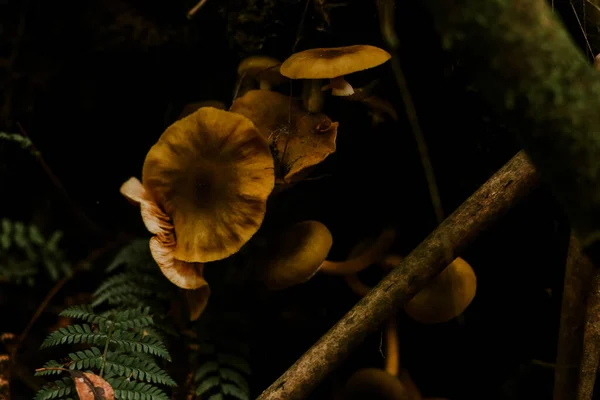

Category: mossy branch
[422, 0, 600, 256]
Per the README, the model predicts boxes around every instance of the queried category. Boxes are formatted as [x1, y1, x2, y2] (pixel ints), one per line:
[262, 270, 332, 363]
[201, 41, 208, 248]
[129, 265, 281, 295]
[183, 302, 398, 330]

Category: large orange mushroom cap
[142, 107, 275, 263]
[230, 90, 338, 185]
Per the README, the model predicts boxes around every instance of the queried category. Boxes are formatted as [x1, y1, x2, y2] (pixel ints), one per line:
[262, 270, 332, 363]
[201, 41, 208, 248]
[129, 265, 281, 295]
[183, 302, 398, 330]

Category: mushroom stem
[302, 79, 325, 113]
[319, 229, 396, 275]
[323, 76, 355, 96]
[384, 316, 399, 377]
[259, 80, 272, 91]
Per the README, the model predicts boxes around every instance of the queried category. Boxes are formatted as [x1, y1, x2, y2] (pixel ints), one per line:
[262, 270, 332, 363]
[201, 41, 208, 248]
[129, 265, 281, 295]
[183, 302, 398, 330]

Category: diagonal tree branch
[257, 150, 538, 400]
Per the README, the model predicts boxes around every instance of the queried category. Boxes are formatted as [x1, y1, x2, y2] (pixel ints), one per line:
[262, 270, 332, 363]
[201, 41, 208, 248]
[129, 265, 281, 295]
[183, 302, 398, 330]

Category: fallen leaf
[71, 371, 115, 400]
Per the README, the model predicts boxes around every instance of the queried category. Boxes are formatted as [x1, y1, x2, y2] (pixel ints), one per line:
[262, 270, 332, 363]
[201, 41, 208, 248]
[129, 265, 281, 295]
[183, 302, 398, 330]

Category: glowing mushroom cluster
[120, 107, 275, 317]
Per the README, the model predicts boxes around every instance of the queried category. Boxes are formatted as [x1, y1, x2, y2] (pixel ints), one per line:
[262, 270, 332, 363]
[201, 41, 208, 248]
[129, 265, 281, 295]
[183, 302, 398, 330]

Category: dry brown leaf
[230, 90, 338, 185]
[71, 371, 115, 400]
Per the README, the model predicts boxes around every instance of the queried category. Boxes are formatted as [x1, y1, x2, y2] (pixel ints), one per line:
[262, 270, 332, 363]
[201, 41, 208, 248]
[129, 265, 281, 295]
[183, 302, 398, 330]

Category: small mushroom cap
[404, 257, 477, 324]
[142, 107, 275, 263]
[261, 220, 333, 290]
[280, 45, 391, 79]
[230, 90, 338, 185]
[345, 368, 409, 400]
[237, 55, 287, 85]
[397, 369, 423, 400]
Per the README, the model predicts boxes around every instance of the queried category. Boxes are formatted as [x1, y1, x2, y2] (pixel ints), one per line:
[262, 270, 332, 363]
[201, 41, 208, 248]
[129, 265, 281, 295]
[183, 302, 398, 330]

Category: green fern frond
[93, 239, 178, 341]
[112, 307, 154, 328]
[41, 323, 171, 361]
[0, 219, 70, 285]
[34, 377, 74, 400]
[193, 351, 250, 400]
[36, 239, 180, 400]
[104, 353, 177, 386]
[34, 360, 67, 376]
[59, 305, 154, 332]
[63, 347, 176, 387]
[110, 330, 171, 360]
[107, 377, 170, 400]
[66, 347, 103, 370]
[92, 272, 165, 308]
[59, 305, 105, 325]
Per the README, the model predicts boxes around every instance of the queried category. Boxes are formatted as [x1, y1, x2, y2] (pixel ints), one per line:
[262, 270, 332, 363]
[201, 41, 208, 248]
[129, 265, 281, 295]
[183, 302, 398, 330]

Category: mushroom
[237, 55, 287, 91]
[230, 90, 338, 188]
[344, 368, 410, 400]
[120, 178, 209, 290]
[280, 45, 391, 113]
[319, 228, 396, 275]
[260, 220, 333, 291]
[120, 107, 275, 292]
[178, 100, 226, 120]
[594, 53, 600, 72]
[404, 257, 477, 324]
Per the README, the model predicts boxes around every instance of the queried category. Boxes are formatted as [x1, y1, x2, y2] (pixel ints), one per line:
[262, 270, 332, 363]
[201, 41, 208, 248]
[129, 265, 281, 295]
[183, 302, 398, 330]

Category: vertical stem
[99, 321, 115, 378]
[384, 316, 399, 377]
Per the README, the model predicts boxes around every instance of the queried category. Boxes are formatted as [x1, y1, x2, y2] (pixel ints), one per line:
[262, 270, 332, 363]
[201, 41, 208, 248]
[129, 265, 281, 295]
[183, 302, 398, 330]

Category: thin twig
[186, 0, 210, 19]
[257, 151, 538, 400]
[292, 0, 312, 54]
[375, 0, 451, 266]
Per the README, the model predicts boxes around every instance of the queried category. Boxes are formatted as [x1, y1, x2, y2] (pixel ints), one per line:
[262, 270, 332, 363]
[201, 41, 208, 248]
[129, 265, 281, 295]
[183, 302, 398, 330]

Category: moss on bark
[424, 0, 600, 251]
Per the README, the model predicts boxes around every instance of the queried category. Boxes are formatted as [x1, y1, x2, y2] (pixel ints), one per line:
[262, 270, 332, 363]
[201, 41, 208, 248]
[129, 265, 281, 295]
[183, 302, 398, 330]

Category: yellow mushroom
[344, 368, 410, 400]
[280, 45, 391, 113]
[260, 220, 333, 291]
[237, 55, 287, 91]
[230, 90, 338, 187]
[178, 100, 226, 119]
[120, 107, 275, 296]
[319, 228, 396, 275]
[404, 257, 477, 324]
[397, 369, 423, 400]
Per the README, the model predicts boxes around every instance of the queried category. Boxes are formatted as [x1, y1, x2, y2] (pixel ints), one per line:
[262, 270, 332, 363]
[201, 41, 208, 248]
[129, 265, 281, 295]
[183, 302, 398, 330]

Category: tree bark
[554, 236, 595, 400]
[257, 151, 538, 400]
[422, 0, 600, 256]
